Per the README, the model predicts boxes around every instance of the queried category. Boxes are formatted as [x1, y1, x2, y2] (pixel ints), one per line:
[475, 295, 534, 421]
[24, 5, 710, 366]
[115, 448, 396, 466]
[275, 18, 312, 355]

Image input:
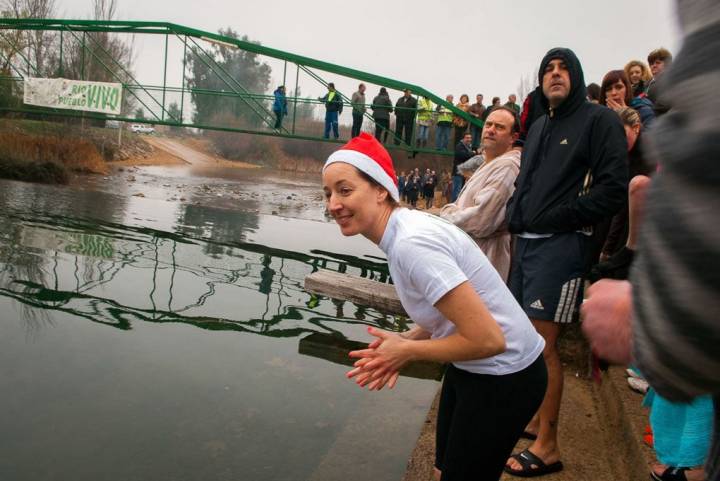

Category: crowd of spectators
[337, 41, 716, 481]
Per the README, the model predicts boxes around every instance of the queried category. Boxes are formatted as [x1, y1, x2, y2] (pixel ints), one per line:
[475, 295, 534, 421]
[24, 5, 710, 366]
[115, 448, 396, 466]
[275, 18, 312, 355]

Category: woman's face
[322, 163, 387, 238]
[628, 66, 643, 85]
[605, 80, 627, 106]
[624, 123, 640, 152]
[460, 95, 469, 104]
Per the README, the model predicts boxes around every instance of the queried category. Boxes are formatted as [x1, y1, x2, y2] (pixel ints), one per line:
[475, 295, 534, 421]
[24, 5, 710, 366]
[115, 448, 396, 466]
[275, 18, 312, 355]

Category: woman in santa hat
[322, 132, 549, 481]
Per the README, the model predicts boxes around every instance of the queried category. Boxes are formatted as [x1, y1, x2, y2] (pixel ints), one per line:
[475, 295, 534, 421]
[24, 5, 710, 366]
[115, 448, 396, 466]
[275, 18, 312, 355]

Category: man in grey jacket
[351, 83, 366, 138]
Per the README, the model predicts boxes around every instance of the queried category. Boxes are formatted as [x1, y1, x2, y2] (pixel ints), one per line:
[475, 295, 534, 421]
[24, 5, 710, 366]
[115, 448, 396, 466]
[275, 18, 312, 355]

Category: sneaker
[628, 377, 649, 394]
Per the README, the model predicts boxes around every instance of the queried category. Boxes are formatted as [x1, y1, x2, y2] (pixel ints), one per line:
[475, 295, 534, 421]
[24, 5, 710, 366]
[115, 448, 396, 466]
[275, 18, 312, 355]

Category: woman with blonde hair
[623, 60, 653, 98]
[452, 94, 471, 146]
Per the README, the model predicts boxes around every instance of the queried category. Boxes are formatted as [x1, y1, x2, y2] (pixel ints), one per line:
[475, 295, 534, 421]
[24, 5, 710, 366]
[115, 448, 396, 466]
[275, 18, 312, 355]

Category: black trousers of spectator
[351, 112, 363, 137]
[374, 118, 390, 143]
[394, 117, 414, 146]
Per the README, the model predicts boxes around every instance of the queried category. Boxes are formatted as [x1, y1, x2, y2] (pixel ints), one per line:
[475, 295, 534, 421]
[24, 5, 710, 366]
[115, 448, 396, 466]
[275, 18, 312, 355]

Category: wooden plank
[304, 269, 407, 316]
[298, 332, 443, 381]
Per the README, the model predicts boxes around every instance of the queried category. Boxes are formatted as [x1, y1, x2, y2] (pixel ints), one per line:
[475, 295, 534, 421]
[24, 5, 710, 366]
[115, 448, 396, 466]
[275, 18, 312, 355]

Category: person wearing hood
[272, 85, 287, 129]
[504, 48, 627, 477]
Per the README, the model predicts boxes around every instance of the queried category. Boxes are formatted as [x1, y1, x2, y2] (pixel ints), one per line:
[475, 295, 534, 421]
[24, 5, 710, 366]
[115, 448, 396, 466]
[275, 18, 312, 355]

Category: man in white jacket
[440, 106, 520, 281]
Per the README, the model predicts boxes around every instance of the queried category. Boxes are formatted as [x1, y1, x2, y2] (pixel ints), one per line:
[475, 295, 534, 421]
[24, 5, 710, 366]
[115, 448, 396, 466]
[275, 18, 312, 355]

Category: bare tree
[92, 0, 116, 20]
[2, 0, 58, 76]
[48, 0, 136, 114]
[516, 68, 539, 104]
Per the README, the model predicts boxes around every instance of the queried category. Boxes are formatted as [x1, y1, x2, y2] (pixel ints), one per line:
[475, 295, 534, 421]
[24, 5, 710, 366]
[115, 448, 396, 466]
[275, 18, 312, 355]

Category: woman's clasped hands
[346, 327, 413, 391]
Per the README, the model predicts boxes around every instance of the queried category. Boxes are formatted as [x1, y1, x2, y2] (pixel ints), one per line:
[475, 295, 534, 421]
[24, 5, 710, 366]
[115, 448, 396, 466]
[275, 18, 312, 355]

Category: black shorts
[435, 355, 547, 480]
[509, 233, 588, 323]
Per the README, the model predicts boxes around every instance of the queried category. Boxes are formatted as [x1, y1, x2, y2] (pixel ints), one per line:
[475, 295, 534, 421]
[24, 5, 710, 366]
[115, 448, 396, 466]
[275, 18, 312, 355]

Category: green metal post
[81, 31, 86, 130]
[161, 33, 168, 121]
[292, 63, 299, 134]
[59, 30, 63, 77]
[80, 31, 85, 80]
[282, 60, 287, 88]
[180, 35, 187, 123]
[410, 94, 418, 149]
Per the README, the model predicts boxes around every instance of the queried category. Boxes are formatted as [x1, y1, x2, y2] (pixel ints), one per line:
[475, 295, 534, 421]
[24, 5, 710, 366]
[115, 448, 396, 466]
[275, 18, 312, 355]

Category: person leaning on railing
[394, 89, 418, 148]
[371, 87, 393, 143]
[318, 82, 343, 139]
[452, 94, 471, 146]
[416, 96, 434, 149]
[272, 85, 287, 130]
[351, 83, 367, 138]
[435, 94, 454, 150]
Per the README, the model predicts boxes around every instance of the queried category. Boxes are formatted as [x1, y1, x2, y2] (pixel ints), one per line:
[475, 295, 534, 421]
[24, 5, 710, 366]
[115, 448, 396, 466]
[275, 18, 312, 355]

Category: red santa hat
[323, 132, 399, 202]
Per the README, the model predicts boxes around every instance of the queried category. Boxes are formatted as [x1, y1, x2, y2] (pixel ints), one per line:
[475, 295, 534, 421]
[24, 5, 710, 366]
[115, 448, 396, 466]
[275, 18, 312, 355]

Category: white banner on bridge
[23, 77, 123, 115]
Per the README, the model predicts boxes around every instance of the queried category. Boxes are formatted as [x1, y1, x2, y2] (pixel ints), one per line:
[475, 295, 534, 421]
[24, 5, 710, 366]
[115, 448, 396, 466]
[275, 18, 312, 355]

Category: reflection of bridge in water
[0, 207, 402, 343]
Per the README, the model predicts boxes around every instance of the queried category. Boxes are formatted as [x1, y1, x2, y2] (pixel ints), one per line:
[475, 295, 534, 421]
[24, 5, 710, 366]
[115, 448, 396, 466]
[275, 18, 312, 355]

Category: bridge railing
[0, 18, 482, 155]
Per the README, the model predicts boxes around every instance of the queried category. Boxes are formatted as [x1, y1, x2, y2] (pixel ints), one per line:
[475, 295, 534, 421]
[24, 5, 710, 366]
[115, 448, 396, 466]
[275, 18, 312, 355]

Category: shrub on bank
[0, 131, 107, 184]
[0, 158, 69, 184]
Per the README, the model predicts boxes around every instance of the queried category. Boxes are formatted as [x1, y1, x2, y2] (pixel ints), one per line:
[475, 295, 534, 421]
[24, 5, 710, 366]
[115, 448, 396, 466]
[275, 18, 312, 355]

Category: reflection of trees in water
[177, 203, 260, 255]
[0, 209, 401, 341]
[0, 215, 54, 337]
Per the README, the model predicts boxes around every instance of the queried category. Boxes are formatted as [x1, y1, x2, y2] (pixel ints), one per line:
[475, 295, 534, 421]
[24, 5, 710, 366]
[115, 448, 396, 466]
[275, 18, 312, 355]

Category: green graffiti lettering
[87, 85, 97, 108]
[100, 86, 110, 108]
[108, 88, 119, 110]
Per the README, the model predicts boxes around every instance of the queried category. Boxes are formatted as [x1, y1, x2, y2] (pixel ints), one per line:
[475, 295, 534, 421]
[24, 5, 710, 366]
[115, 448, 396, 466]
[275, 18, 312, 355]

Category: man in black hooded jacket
[504, 48, 627, 477]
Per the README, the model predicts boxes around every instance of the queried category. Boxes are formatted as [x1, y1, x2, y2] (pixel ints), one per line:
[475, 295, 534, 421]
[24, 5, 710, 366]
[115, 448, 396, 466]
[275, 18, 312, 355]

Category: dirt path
[144, 136, 258, 169]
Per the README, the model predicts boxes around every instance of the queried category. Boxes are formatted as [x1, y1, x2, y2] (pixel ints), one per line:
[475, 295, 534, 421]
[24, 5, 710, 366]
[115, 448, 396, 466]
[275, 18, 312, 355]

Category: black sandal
[504, 448, 564, 477]
[651, 467, 689, 481]
[520, 431, 538, 440]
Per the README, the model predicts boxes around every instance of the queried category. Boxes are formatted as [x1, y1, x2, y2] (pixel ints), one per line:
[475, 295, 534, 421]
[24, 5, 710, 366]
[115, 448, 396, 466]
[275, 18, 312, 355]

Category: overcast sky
[56, 0, 681, 113]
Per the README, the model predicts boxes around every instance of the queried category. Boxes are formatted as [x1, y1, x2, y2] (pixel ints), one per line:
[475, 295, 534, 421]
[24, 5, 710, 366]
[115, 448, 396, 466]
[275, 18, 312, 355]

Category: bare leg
[626, 175, 651, 250]
[507, 319, 563, 469]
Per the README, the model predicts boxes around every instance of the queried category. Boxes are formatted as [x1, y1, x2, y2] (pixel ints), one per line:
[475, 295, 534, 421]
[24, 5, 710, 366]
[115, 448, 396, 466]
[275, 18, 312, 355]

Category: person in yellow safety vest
[318, 82, 343, 139]
[435, 94, 454, 150]
[416, 96, 434, 148]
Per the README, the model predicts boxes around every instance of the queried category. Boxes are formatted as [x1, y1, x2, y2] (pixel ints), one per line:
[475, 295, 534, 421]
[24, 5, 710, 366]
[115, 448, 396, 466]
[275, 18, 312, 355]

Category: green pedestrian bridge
[0, 18, 481, 155]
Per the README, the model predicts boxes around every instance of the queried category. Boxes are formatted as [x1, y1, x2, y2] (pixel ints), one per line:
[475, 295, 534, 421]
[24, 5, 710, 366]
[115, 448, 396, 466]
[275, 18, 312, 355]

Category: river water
[0, 167, 439, 481]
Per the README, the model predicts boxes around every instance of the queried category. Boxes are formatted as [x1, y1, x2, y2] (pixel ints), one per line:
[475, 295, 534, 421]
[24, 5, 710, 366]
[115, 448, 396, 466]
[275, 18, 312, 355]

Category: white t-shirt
[379, 208, 545, 375]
